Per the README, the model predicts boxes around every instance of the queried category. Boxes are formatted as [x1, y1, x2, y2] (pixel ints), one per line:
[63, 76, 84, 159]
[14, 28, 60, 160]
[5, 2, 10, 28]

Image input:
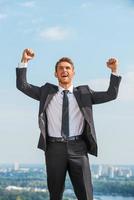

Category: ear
[54, 71, 58, 78]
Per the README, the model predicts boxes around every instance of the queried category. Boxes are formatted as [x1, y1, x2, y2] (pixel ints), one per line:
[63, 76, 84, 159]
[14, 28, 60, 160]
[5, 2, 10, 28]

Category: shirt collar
[58, 85, 73, 94]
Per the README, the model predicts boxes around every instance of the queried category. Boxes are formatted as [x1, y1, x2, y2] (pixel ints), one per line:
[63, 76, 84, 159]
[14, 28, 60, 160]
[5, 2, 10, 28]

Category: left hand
[106, 58, 118, 73]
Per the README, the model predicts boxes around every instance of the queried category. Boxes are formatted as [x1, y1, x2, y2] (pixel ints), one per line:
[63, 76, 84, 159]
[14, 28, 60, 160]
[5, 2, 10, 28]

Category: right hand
[21, 48, 35, 63]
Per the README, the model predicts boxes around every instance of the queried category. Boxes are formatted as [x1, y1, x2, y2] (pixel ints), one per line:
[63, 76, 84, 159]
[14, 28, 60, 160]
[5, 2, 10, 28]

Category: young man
[16, 48, 121, 200]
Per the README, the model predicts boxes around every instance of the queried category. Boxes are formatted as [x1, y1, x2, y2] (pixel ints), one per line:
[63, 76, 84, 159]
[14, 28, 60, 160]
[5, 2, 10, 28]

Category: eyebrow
[58, 65, 72, 68]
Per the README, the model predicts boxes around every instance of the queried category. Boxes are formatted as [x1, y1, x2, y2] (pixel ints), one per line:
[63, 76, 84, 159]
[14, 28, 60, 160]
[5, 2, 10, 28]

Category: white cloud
[19, 1, 35, 8]
[39, 26, 70, 41]
[88, 71, 134, 102]
[81, 2, 92, 8]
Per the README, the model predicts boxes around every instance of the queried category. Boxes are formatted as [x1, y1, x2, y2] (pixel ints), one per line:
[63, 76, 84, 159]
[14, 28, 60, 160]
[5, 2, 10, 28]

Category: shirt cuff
[112, 72, 119, 77]
[18, 62, 28, 68]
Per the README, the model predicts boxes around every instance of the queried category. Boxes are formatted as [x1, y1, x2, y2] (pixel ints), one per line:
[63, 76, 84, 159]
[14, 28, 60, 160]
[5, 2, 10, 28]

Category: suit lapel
[73, 87, 84, 114]
[43, 86, 58, 111]
[73, 87, 91, 124]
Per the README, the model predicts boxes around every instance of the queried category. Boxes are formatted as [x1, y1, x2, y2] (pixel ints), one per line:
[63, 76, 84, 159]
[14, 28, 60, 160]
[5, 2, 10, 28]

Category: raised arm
[89, 58, 122, 104]
[16, 48, 41, 101]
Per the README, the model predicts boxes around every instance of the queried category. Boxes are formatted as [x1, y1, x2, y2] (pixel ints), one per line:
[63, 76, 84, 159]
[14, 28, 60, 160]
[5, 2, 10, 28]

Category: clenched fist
[106, 58, 118, 73]
[21, 48, 35, 63]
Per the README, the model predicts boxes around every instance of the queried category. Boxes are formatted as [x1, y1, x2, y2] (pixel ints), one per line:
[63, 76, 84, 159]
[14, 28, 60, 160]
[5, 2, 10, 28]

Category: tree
[16, 196, 23, 200]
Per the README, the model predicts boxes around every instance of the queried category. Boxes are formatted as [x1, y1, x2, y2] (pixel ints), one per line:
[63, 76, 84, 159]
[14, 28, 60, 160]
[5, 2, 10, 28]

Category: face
[55, 61, 75, 86]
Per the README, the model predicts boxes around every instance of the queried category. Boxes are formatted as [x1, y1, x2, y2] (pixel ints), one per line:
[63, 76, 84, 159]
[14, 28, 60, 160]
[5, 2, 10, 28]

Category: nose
[62, 67, 67, 72]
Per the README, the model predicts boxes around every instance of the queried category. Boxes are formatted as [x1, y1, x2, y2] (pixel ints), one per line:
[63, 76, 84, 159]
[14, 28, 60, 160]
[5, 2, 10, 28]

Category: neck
[59, 82, 72, 89]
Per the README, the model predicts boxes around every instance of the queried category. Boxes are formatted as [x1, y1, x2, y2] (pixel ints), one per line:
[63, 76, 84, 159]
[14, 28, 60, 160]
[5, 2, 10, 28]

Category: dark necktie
[61, 90, 69, 138]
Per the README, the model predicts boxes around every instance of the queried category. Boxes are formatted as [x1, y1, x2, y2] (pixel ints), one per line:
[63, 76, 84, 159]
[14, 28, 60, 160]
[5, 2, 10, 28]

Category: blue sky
[0, 0, 134, 165]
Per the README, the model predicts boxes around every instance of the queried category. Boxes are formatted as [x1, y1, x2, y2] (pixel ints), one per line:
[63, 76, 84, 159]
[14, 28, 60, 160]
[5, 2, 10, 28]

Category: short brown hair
[55, 57, 74, 71]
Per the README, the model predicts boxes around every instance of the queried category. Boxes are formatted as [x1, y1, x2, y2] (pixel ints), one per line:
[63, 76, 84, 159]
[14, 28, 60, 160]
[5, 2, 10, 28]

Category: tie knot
[63, 90, 69, 95]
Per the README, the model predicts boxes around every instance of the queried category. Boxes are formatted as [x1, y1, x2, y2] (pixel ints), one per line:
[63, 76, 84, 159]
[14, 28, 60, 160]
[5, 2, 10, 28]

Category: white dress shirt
[46, 85, 84, 137]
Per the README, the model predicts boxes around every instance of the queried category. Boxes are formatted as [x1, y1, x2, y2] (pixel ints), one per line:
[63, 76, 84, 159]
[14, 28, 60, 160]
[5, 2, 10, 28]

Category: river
[94, 196, 134, 200]
[64, 189, 134, 200]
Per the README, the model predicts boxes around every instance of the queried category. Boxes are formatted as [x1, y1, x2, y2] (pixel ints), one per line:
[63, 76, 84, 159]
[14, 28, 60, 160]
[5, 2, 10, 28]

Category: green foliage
[93, 179, 134, 196]
[16, 196, 23, 200]
[0, 190, 49, 200]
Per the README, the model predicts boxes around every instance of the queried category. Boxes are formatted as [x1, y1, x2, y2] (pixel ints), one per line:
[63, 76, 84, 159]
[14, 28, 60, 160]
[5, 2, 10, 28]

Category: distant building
[108, 166, 115, 178]
[98, 165, 103, 177]
[14, 162, 19, 171]
[120, 168, 132, 178]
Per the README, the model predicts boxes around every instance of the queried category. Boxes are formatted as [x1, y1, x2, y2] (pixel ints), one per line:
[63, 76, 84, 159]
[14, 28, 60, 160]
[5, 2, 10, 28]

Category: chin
[59, 78, 68, 83]
[59, 79, 70, 84]
[60, 81, 70, 85]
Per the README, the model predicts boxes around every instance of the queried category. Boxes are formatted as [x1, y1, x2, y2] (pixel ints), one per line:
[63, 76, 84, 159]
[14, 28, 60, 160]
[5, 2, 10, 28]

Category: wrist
[21, 57, 28, 63]
[111, 69, 117, 73]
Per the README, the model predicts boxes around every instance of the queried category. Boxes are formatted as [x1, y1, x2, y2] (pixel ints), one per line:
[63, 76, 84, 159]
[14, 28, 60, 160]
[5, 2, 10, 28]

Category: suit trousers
[45, 138, 93, 200]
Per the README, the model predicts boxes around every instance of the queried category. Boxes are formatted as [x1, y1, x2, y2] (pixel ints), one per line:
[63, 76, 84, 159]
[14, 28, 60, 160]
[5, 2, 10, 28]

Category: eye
[58, 66, 63, 70]
[66, 66, 71, 70]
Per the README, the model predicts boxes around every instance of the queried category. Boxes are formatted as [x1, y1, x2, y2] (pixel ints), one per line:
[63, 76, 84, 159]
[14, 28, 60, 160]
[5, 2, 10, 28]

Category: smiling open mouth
[61, 74, 68, 77]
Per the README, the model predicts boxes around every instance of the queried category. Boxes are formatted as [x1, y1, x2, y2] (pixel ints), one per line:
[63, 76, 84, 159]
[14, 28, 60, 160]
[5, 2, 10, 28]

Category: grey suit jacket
[16, 68, 121, 156]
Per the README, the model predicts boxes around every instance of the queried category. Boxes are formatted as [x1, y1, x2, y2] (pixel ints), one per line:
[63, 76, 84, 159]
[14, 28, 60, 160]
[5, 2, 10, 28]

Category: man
[16, 48, 121, 200]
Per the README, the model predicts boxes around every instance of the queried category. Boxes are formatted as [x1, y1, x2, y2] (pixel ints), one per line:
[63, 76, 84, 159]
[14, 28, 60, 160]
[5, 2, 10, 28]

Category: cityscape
[0, 163, 134, 200]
